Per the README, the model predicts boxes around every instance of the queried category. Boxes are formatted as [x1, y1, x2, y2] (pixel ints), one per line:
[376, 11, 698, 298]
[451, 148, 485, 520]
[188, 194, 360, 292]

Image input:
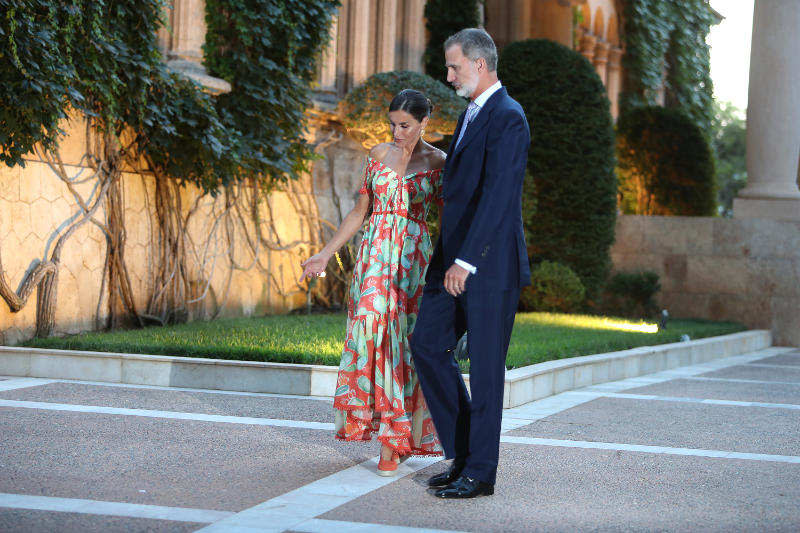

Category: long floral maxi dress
[333, 155, 443, 456]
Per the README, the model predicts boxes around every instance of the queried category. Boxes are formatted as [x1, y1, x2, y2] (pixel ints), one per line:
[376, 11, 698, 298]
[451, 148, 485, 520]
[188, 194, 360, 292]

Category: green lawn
[22, 312, 745, 370]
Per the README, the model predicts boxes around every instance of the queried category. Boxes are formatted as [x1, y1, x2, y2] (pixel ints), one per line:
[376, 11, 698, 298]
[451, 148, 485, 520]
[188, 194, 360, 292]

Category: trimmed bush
[616, 105, 716, 216]
[423, 0, 481, 82]
[602, 270, 661, 318]
[520, 261, 586, 313]
[340, 70, 464, 148]
[499, 39, 617, 300]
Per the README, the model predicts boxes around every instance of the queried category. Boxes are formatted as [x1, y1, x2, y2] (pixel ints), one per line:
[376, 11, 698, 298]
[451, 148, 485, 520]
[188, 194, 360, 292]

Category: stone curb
[501, 330, 771, 408]
[0, 330, 771, 408]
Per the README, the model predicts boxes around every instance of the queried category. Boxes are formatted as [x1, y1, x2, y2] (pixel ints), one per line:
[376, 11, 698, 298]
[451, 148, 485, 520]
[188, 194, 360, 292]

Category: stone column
[510, 0, 532, 42]
[376, 0, 398, 72]
[347, 0, 371, 89]
[484, 0, 512, 49]
[164, 0, 231, 94]
[593, 41, 609, 83]
[317, 14, 339, 92]
[734, 0, 800, 220]
[169, 0, 204, 62]
[579, 32, 597, 63]
[335, 1, 350, 97]
[402, 0, 425, 71]
[606, 46, 623, 119]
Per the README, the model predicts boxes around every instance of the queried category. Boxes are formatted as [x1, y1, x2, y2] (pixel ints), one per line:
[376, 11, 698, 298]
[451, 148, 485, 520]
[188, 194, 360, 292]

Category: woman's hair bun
[389, 89, 432, 122]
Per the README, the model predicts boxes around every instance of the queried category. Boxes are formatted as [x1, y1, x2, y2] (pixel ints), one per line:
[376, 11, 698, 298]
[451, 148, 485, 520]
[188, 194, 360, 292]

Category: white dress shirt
[454, 80, 503, 276]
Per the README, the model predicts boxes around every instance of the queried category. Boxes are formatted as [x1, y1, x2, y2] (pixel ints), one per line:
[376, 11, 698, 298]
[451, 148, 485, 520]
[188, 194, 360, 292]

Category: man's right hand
[444, 262, 470, 297]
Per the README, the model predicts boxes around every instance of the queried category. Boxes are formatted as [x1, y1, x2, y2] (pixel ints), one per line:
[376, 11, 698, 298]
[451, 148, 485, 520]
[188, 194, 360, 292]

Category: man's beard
[455, 78, 477, 98]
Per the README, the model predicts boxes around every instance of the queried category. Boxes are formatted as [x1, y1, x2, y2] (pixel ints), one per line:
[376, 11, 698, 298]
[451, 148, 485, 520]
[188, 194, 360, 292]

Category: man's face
[445, 45, 479, 99]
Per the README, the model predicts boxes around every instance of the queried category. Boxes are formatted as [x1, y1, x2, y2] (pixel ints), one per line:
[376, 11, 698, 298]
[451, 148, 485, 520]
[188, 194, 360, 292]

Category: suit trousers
[410, 281, 519, 485]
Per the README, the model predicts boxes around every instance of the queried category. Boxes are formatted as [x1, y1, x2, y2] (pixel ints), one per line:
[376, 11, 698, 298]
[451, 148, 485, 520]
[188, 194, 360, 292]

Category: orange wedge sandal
[377, 451, 400, 476]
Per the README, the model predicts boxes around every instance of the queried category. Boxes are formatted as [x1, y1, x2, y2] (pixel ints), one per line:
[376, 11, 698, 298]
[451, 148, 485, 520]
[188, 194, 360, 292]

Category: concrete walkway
[1, 346, 799, 532]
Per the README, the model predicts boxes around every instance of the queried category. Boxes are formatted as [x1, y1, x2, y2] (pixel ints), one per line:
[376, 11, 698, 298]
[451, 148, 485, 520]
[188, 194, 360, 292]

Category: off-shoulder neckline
[367, 155, 443, 179]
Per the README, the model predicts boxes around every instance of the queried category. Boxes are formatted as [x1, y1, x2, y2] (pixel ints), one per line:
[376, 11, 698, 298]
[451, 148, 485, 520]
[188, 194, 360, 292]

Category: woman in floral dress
[300, 89, 445, 475]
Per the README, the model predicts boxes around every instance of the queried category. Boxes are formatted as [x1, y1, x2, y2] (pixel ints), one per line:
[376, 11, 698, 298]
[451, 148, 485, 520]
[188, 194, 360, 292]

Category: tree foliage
[204, 0, 339, 186]
[711, 101, 747, 217]
[0, 0, 338, 192]
[617, 105, 716, 216]
[500, 39, 616, 300]
[620, 0, 715, 133]
[0, 0, 168, 167]
[0, 0, 339, 336]
[423, 0, 481, 83]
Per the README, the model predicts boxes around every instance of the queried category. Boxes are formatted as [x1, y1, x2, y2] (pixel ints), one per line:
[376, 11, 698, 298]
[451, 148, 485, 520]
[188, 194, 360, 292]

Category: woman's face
[388, 109, 429, 147]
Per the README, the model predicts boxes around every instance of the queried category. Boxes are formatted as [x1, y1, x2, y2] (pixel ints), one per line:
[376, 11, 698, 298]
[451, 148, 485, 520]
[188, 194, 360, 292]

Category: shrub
[616, 106, 716, 216]
[499, 39, 617, 300]
[340, 70, 464, 149]
[423, 0, 481, 82]
[602, 270, 661, 318]
[520, 261, 586, 313]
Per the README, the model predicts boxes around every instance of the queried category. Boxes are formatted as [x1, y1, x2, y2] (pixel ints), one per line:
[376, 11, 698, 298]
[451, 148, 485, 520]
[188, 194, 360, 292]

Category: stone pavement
[1, 346, 799, 532]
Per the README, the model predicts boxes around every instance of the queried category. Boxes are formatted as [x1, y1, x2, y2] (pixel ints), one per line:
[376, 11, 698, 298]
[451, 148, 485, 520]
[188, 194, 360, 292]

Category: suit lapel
[445, 108, 467, 174]
[452, 87, 507, 158]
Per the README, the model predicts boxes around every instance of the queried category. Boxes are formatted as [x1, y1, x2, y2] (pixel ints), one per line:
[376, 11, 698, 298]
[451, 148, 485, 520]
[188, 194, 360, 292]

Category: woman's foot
[377, 445, 400, 476]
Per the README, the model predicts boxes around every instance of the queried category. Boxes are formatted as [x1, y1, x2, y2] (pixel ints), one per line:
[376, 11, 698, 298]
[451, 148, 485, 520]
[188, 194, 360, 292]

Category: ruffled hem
[334, 405, 443, 456]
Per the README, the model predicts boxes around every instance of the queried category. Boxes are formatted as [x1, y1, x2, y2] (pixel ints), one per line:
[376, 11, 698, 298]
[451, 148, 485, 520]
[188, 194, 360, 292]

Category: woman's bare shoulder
[369, 143, 393, 162]
[427, 146, 447, 170]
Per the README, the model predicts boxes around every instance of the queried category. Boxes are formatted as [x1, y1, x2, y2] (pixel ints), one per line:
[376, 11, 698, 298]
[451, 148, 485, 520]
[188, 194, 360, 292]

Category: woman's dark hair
[389, 89, 432, 123]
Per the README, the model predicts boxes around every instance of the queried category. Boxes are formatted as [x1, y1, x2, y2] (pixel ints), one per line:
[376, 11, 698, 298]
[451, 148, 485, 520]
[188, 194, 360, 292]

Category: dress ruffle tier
[333, 156, 443, 456]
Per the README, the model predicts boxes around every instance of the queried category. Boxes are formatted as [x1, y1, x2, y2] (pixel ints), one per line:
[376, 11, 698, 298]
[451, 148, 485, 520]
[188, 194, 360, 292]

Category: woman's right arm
[298, 192, 371, 282]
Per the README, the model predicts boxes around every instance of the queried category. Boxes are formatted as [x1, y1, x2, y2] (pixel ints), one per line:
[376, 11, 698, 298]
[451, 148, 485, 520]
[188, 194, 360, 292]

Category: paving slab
[753, 352, 800, 366]
[622, 378, 800, 405]
[321, 444, 800, 532]
[0, 509, 199, 533]
[0, 382, 334, 422]
[0, 407, 373, 513]
[506, 397, 800, 456]
[698, 364, 800, 383]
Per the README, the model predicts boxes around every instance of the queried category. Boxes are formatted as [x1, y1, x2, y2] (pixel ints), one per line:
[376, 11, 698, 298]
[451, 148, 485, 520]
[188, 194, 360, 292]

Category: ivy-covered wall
[0, 0, 341, 340]
[620, 0, 716, 133]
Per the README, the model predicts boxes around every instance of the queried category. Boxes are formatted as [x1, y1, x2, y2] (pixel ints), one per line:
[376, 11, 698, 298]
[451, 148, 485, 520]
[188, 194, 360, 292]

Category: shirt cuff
[455, 258, 477, 274]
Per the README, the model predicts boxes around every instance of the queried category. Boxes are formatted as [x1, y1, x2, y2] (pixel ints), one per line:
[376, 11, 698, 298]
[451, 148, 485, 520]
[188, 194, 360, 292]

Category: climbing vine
[204, 0, 339, 186]
[0, 0, 339, 336]
[620, 0, 715, 132]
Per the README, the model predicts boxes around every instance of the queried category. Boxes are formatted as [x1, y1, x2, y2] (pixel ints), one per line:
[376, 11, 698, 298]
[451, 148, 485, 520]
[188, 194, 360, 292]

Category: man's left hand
[444, 263, 470, 297]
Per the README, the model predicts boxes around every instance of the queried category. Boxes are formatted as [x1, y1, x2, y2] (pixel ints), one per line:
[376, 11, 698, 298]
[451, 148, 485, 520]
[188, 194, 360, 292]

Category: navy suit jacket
[428, 86, 531, 290]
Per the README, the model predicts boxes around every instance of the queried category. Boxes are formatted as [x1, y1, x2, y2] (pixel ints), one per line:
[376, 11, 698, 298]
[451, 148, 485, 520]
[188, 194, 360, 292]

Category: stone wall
[0, 115, 352, 345]
[611, 215, 800, 346]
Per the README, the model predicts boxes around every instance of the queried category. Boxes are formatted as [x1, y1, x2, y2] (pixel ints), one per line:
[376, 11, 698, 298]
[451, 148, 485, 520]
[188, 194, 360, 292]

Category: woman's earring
[421, 128, 426, 138]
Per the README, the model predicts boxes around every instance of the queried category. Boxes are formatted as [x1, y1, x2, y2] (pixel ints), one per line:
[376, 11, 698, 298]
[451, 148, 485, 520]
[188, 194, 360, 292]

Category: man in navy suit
[410, 28, 531, 499]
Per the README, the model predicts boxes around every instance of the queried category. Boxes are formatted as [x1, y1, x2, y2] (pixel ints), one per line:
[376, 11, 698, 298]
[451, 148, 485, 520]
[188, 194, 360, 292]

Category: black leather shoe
[433, 475, 494, 499]
[427, 461, 465, 487]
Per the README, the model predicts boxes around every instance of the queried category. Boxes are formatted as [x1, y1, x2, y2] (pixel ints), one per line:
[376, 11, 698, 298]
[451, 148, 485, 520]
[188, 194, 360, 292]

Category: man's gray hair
[444, 28, 498, 72]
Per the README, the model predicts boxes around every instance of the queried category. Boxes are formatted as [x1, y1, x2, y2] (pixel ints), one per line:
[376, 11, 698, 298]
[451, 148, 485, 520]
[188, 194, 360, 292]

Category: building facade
[2, 0, 798, 346]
